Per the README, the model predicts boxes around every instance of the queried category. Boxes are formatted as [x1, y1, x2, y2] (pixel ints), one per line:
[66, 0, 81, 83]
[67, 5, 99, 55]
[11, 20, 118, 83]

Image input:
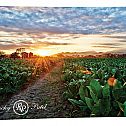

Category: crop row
[0, 57, 57, 95]
[63, 58, 126, 116]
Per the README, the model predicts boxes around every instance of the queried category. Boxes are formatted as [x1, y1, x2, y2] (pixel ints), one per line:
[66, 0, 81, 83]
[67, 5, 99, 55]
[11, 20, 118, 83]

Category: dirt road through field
[0, 61, 68, 119]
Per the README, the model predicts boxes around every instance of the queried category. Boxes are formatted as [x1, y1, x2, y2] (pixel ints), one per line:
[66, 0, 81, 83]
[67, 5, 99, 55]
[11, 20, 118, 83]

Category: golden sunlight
[36, 50, 52, 56]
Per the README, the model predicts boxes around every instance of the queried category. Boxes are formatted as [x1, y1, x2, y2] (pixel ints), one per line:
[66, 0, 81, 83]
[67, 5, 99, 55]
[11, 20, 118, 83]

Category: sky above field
[0, 7, 126, 55]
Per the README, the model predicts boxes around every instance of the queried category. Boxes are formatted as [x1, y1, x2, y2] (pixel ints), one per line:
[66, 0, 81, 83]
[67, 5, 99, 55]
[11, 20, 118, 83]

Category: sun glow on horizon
[1, 34, 126, 55]
[36, 50, 53, 56]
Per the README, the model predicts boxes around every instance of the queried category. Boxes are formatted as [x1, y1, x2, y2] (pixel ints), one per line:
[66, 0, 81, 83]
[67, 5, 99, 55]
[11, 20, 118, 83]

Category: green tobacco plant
[81, 80, 111, 116]
[68, 80, 111, 116]
[63, 79, 85, 99]
[68, 79, 126, 117]
[63, 58, 126, 116]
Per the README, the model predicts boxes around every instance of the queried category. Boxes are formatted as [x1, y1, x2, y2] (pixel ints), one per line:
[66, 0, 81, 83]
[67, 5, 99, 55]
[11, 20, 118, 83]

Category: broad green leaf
[112, 68, 116, 75]
[79, 85, 88, 101]
[99, 98, 111, 116]
[78, 100, 86, 105]
[87, 86, 98, 103]
[90, 79, 102, 97]
[68, 99, 85, 106]
[85, 97, 94, 110]
[97, 69, 102, 79]
[91, 100, 100, 116]
[117, 101, 124, 112]
[79, 106, 87, 111]
[102, 84, 110, 98]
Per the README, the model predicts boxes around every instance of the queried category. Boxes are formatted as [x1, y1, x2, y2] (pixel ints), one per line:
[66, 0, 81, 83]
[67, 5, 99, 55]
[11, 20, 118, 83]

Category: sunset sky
[0, 7, 126, 56]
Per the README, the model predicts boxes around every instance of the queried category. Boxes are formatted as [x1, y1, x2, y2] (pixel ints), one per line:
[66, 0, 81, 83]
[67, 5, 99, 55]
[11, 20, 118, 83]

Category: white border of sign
[1, 118, 126, 126]
[0, 0, 126, 7]
[0, 0, 126, 126]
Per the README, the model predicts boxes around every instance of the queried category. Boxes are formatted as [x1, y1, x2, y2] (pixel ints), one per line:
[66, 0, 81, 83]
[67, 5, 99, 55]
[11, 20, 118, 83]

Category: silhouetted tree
[21, 52, 28, 59]
[16, 48, 25, 53]
[29, 52, 33, 58]
[10, 52, 20, 60]
[16, 48, 25, 59]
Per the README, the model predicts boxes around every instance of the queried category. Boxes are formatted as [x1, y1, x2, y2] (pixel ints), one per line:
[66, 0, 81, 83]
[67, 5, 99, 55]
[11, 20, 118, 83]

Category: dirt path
[0, 61, 68, 119]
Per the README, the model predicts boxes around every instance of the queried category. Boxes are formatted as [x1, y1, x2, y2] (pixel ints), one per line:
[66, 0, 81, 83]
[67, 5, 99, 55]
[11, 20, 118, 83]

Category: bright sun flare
[37, 50, 52, 56]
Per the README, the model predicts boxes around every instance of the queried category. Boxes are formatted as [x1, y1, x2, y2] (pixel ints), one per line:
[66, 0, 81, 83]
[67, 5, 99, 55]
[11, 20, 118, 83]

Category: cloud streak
[0, 41, 73, 50]
[92, 46, 121, 49]
[0, 7, 126, 34]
